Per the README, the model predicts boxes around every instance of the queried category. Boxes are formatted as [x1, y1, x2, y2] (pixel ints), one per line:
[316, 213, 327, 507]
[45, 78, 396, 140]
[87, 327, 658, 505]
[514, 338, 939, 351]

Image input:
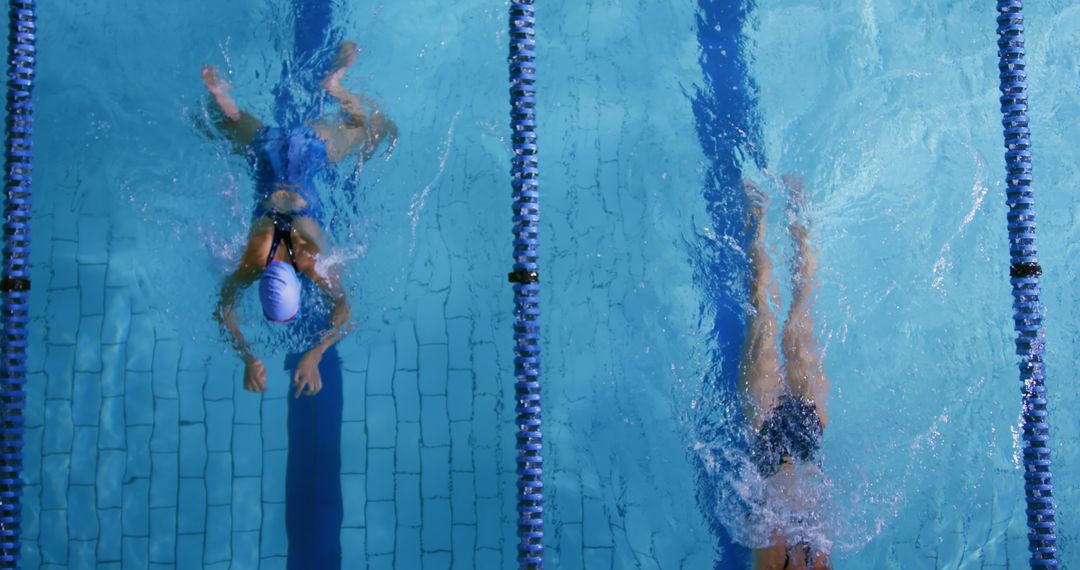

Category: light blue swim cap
[259, 260, 301, 323]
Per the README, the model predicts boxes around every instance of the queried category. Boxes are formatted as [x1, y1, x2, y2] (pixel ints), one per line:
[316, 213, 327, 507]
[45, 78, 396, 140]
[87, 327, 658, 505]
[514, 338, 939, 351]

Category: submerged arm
[308, 266, 353, 355]
[291, 265, 352, 398]
[215, 254, 271, 394]
[214, 265, 260, 363]
[215, 231, 270, 363]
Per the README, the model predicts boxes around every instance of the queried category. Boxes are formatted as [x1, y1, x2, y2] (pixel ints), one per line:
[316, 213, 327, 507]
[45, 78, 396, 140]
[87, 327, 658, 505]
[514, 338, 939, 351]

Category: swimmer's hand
[293, 350, 324, 398]
[243, 357, 268, 393]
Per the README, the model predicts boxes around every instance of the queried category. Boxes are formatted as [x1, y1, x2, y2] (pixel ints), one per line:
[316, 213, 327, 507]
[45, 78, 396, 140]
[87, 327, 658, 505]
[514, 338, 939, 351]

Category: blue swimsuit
[248, 126, 329, 225]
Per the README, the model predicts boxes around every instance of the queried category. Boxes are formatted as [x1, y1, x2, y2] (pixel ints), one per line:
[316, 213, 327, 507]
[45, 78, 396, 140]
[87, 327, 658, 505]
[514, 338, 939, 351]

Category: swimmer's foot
[744, 179, 770, 241]
[783, 174, 818, 296]
[201, 65, 232, 97]
[783, 174, 810, 244]
[322, 41, 361, 90]
[743, 179, 779, 308]
[334, 40, 361, 70]
[201, 65, 242, 121]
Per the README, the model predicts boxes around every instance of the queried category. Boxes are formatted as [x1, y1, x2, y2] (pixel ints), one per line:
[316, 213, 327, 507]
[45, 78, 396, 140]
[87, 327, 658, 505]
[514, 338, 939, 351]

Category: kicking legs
[738, 176, 830, 429]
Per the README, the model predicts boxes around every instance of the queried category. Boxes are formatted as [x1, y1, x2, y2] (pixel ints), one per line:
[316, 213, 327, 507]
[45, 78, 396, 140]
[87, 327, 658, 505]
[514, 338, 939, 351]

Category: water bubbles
[1010, 419, 1023, 469]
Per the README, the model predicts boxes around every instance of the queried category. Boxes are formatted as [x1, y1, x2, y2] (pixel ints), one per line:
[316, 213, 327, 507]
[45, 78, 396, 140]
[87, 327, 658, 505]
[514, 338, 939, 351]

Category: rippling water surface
[26, 0, 1080, 567]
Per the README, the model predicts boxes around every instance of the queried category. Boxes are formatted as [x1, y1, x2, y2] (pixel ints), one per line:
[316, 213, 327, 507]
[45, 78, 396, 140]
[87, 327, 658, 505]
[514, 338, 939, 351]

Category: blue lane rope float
[507, 1, 543, 567]
[995, 1, 1057, 567]
[1, 0, 35, 565]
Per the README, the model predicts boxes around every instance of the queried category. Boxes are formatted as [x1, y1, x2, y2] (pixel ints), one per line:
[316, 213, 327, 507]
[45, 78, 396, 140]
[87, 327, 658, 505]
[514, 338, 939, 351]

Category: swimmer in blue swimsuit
[741, 176, 832, 569]
[205, 41, 397, 398]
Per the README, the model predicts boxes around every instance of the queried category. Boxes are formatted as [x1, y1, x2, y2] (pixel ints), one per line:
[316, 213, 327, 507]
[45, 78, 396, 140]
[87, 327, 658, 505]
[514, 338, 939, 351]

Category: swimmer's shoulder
[239, 227, 272, 270]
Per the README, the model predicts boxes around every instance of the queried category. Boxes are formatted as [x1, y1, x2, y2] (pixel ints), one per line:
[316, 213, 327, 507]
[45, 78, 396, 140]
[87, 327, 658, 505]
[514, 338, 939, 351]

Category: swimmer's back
[248, 126, 329, 224]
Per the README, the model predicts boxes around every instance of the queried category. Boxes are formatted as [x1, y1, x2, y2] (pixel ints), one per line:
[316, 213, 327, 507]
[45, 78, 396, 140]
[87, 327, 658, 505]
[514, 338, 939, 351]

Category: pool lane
[691, 0, 767, 567]
[284, 342, 344, 570]
[280, 2, 345, 569]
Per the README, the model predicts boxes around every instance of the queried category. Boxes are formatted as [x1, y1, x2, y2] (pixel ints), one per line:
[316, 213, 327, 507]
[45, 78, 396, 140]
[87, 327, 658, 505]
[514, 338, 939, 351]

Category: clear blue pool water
[25, 0, 1080, 568]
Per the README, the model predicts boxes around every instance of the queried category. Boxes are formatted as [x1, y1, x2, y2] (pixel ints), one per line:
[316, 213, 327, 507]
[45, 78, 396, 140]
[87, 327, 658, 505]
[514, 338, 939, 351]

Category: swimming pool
[24, 0, 1080, 568]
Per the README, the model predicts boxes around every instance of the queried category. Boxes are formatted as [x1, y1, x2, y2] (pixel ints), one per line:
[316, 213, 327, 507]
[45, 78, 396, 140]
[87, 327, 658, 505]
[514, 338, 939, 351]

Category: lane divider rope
[995, 2, 1057, 567]
[507, 2, 543, 568]
[0, 1, 36, 566]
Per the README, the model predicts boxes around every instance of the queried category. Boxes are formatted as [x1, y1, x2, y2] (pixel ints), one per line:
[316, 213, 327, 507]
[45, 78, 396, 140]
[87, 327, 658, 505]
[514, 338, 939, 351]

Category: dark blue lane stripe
[293, 2, 334, 66]
[691, 0, 765, 568]
[275, 1, 340, 127]
[285, 344, 344, 570]
[279, 3, 345, 569]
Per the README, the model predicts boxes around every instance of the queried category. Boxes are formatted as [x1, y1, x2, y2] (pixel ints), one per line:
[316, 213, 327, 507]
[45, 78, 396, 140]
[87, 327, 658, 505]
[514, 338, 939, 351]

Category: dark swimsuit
[265, 211, 300, 271]
[749, 396, 828, 567]
[749, 394, 824, 479]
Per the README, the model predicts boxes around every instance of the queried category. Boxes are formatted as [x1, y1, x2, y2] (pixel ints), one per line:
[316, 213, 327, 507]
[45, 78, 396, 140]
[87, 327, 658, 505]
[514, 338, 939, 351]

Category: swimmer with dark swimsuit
[741, 176, 832, 570]
[206, 41, 397, 398]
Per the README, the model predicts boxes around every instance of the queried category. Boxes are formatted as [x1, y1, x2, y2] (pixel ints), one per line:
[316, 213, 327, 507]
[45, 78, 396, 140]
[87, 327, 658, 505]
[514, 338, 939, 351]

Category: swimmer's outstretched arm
[202, 65, 264, 147]
[291, 266, 352, 398]
[214, 254, 268, 393]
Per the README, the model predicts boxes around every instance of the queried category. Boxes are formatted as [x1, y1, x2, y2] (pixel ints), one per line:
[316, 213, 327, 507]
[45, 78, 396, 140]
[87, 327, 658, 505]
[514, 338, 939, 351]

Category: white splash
[408, 111, 460, 253]
[931, 148, 989, 291]
[314, 243, 367, 282]
[1011, 410, 1024, 470]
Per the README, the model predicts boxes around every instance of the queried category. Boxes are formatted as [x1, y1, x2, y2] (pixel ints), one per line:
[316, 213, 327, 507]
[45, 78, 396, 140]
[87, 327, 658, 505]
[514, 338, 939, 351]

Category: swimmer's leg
[320, 41, 367, 126]
[316, 42, 398, 162]
[740, 180, 785, 431]
[780, 175, 830, 429]
[201, 65, 264, 146]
